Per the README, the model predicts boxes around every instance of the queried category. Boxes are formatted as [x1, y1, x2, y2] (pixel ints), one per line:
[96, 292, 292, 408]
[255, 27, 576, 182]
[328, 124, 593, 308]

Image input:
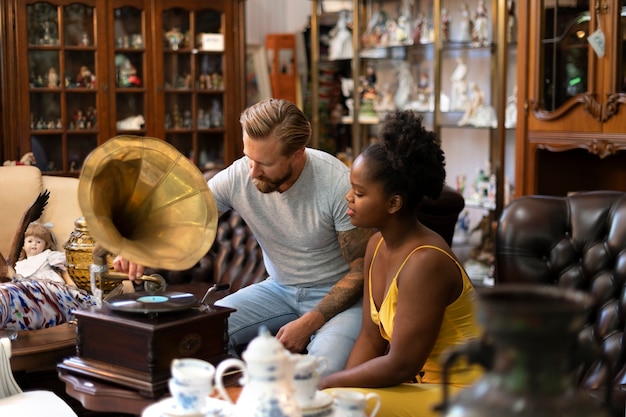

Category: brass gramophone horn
[77, 135, 217, 293]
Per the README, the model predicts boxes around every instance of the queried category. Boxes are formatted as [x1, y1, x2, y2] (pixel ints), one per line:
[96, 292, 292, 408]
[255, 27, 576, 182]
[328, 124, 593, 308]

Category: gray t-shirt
[208, 148, 354, 287]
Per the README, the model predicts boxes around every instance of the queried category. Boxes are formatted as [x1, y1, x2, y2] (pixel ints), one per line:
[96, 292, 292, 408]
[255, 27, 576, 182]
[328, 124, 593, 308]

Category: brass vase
[64, 216, 116, 293]
[439, 285, 611, 417]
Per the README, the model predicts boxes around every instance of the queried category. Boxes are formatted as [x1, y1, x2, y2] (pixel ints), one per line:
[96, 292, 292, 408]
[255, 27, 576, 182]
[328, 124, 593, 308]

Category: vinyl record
[105, 291, 198, 314]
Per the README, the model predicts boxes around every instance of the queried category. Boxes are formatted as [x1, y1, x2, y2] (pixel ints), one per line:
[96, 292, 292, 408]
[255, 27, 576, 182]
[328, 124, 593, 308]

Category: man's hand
[276, 311, 325, 353]
[276, 227, 372, 352]
[112, 255, 145, 281]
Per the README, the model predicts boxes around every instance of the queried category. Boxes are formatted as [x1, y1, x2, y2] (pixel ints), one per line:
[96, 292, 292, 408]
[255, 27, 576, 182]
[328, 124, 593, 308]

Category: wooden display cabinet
[516, 0, 626, 197]
[153, 0, 246, 170]
[2, 0, 245, 176]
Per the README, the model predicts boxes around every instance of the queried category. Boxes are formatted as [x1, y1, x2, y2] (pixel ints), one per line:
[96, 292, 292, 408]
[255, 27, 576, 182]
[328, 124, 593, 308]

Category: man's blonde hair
[239, 98, 311, 157]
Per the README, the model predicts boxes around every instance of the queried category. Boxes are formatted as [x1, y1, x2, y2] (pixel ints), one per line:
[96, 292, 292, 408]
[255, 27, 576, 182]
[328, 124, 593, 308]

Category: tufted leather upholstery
[495, 191, 626, 416]
[156, 210, 268, 302]
[418, 185, 465, 247]
[158, 184, 465, 302]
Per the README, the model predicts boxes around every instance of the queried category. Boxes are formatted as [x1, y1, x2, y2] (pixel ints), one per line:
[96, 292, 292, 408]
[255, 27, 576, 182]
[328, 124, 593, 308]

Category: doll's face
[23, 235, 47, 258]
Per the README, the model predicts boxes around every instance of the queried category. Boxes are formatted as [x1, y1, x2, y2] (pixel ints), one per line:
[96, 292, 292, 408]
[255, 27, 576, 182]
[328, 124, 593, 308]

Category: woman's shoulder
[366, 232, 384, 249]
[399, 242, 461, 282]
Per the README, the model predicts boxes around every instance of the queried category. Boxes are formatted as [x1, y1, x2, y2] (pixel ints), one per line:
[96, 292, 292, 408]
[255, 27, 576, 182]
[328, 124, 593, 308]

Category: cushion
[0, 391, 78, 417]
[0, 166, 44, 256]
[41, 174, 80, 249]
[0, 279, 95, 330]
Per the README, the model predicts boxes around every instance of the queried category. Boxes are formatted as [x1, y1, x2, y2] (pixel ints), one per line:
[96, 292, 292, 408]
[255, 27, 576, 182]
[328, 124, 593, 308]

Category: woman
[319, 111, 482, 416]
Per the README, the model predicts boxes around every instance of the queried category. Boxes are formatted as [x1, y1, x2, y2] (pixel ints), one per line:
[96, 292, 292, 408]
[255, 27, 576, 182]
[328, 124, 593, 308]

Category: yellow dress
[326, 240, 482, 417]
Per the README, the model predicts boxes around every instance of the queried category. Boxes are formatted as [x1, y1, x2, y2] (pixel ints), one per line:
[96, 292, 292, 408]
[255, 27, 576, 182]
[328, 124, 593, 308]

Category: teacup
[169, 358, 215, 413]
[168, 377, 212, 414]
[171, 358, 215, 386]
[292, 354, 328, 407]
[331, 390, 381, 417]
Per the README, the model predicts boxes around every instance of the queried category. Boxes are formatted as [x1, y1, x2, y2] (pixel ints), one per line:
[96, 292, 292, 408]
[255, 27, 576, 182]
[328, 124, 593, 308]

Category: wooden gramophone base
[58, 304, 235, 398]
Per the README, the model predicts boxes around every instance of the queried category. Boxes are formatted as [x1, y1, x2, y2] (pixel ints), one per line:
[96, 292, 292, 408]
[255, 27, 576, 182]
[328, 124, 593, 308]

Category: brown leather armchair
[418, 184, 465, 247]
[495, 191, 626, 416]
[160, 184, 465, 301]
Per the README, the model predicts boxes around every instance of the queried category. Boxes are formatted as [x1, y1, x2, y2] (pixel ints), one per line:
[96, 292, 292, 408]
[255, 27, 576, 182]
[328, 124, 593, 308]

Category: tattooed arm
[313, 227, 373, 320]
[276, 227, 374, 352]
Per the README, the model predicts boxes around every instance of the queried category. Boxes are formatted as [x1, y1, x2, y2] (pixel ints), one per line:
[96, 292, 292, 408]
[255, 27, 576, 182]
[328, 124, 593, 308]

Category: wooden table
[58, 372, 155, 416]
[6, 323, 76, 372]
[59, 371, 242, 416]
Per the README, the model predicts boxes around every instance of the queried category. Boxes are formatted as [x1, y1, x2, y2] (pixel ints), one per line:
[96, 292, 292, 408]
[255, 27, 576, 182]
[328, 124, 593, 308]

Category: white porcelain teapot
[215, 327, 301, 417]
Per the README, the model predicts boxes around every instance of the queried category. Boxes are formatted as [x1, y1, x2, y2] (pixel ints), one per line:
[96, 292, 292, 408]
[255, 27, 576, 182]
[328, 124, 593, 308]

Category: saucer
[300, 391, 333, 416]
[142, 397, 233, 417]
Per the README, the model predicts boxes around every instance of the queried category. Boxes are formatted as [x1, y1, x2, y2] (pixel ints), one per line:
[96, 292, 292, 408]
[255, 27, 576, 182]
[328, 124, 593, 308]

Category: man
[116, 99, 372, 374]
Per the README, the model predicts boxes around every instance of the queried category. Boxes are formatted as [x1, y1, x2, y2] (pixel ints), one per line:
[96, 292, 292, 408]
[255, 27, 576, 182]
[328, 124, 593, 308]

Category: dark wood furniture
[495, 191, 626, 417]
[58, 305, 235, 398]
[0, 0, 245, 175]
[58, 373, 242, 416]
[8, 323, 76, 372]
[515, 1, 626, 198]
[59, 373, 154, 416]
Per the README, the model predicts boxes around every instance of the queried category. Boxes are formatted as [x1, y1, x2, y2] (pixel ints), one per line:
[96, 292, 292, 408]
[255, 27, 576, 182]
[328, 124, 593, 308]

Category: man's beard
[252, 167, 293, 193]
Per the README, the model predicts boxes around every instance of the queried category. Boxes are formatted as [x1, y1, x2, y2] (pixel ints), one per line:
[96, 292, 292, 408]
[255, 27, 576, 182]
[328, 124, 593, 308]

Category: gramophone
[58, 136, 234, 398]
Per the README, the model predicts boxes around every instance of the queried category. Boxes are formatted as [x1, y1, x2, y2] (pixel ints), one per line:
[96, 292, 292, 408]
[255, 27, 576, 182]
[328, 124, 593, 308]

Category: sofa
[495, 191, 626, 417]
[0, 166, 95, 331]
[1, 164, 466, 299]
[156, 183, 466, 302]
[0, 166, 81, 259]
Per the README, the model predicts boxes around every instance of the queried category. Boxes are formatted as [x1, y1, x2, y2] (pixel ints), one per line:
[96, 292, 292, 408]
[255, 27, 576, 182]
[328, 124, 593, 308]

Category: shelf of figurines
[356, 41, 498, 61]
[323, 0, 517, 58]
[335, 54, 518, 129]
[339, 109, 516, 130]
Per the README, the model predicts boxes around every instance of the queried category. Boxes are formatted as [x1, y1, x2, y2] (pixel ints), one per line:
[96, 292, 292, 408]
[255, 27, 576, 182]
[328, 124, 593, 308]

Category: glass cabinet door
[157, 3, 226, 170]
[540, 1, 590, 112]
[616, 0, 626, 94]
[536, 0, 626, 119]
[112, 4, 149, 135]
[13, 0, 243, 175]
[25, 1, 99, 173]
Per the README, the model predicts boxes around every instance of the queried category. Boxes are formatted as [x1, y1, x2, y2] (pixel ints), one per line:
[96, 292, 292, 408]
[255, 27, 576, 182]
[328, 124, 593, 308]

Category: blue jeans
[214, 278, 362, 376]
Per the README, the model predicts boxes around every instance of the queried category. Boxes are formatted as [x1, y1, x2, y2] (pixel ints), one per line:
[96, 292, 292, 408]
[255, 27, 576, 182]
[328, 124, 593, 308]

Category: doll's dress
[14, 249, 66, 284]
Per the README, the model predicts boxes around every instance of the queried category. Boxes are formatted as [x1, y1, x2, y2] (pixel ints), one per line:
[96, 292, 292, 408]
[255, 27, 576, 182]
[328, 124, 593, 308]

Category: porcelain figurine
[441, 8, 451, 42]
[507, 0, 516, 43]
[165, 27, 184, 50]
[328, 10, 353, 60]
[458, 3, 472, 42]
[505, 85, 518, 128]
[458, 83, 497, 128]
[472, 0, 489, 46]
[47, 67, 58, 88]
[450, 57, 468, 111]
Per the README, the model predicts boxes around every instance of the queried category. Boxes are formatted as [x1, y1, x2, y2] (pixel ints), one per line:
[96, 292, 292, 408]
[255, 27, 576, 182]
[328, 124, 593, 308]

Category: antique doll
[14, 221, 75, 286]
